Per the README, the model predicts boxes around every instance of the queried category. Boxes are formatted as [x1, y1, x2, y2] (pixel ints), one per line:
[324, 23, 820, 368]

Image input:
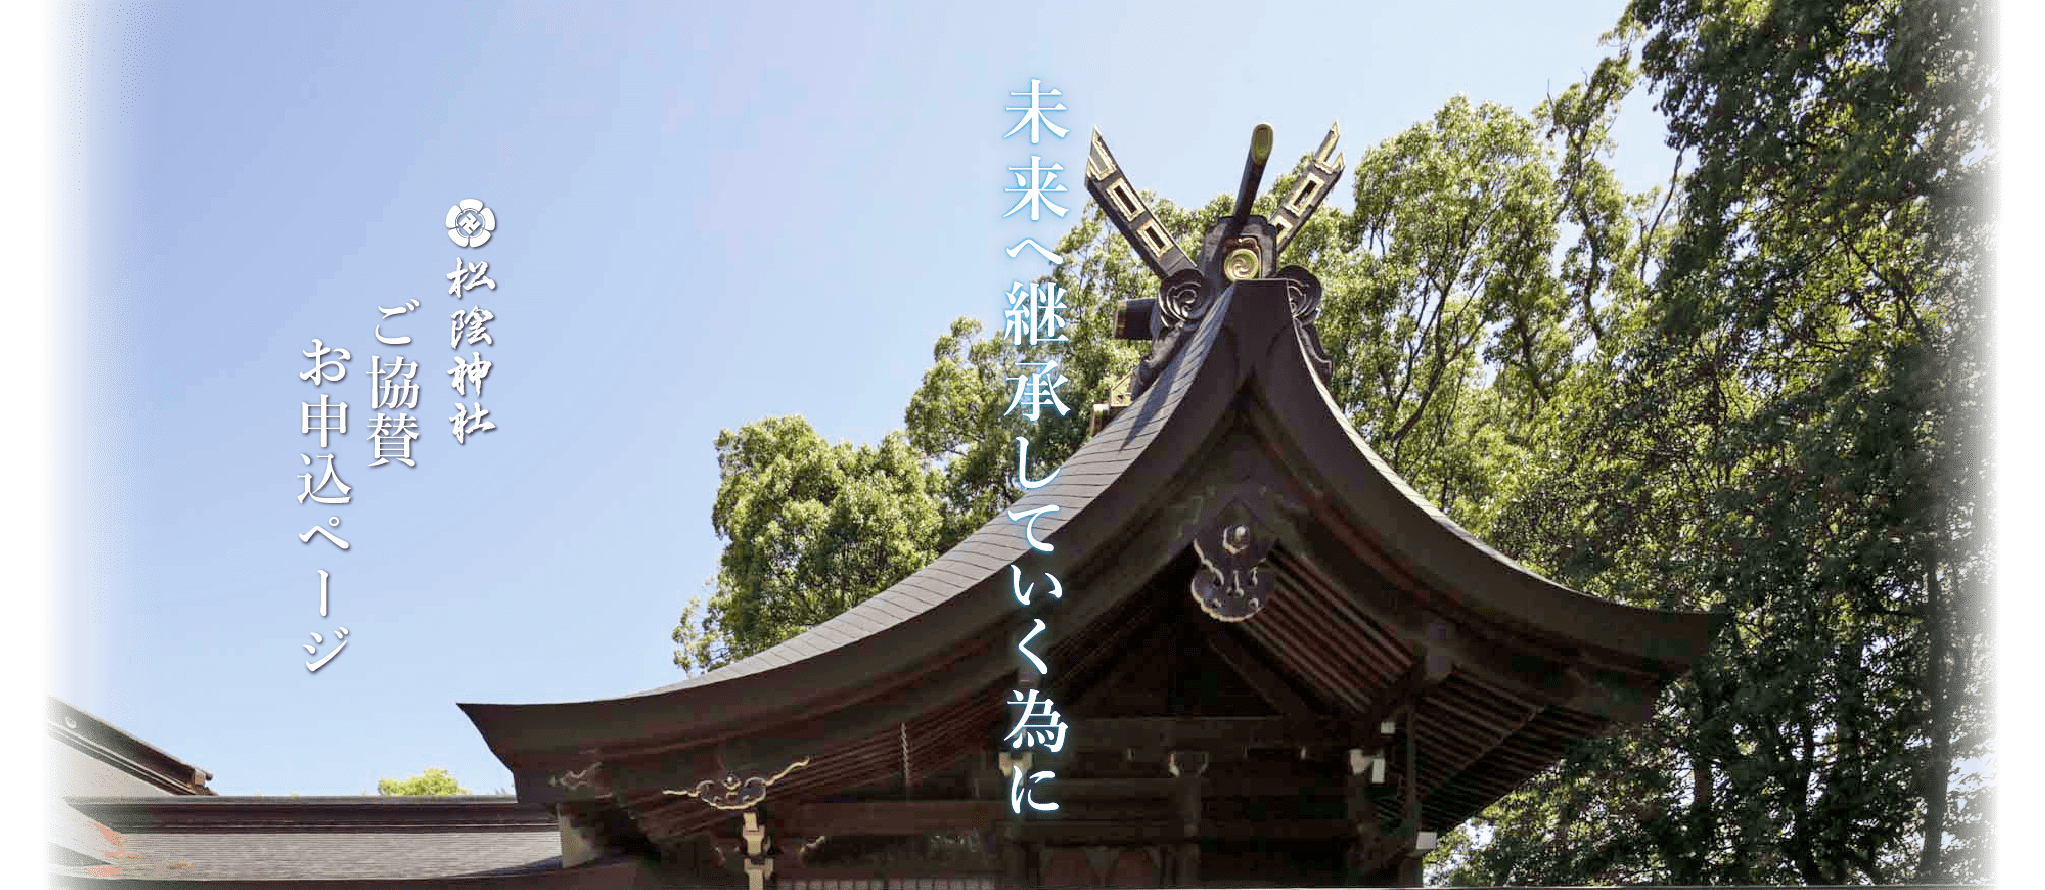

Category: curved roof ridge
[1245, 298, 1720, 661]
[1308, 360, 1661, 611]
[457, 281, 1716, 777]
[620, 300, 1232, 699]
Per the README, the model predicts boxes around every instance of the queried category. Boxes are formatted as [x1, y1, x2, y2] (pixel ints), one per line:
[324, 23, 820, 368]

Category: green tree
[376, 767, 469, 796]
[672, 418, 947, 672]
[674, 81, 1628, 665]
[1438, 0, 1991, 883]
[1326, 87, 1659, 528]
[674, 194, 1167, 672]
[673, 98, 1663, 688]
[670, 6, 1989, 881]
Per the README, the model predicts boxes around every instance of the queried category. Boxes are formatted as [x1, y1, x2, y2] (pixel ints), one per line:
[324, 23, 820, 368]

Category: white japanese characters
[296, 338, 353, 673]
[1005, 689, 1070, 753]
[451, 307, 494, 347]
[299, 516, 350, 550]
[376, 300, 422, 345]
[366, 412, 421, 468]
[287, 198, 509, 673]
[298, 453, 353, 505]
[447, 257, 496, 297]
[1005, 504, 1061, 553]
[443, 200, 501, 446]
[369, 356, 422, 410]
[1003, 156, 1070, 222]
[1003, 360, 1072, 422]
[997, 80, 1075, 817]
[1004, 281, 1071, 346]
[1014, 437, 1061, 490]
[300, 340, 351, 386]
[303, 626, 350, 672]
[448, 352, 492, 396]
[301, 393, 348, 449]
[1009, 565, 1063, 607]
[1005, 238, 1063, 264]
[1004, 80, 1068, 144]
[450, 402, 496, 444]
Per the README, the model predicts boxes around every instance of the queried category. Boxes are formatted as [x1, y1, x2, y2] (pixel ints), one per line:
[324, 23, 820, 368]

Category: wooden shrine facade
[460, 125, 1721, 889]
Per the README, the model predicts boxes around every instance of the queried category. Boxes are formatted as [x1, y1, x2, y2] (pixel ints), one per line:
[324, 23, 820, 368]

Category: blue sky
[35, 0, 1868, 803]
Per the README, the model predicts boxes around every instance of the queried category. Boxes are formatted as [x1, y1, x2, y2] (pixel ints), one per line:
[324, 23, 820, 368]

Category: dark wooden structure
[460, 125, 1721, 889]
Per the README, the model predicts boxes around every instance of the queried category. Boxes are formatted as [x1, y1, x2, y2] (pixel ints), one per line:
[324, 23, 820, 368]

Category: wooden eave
[460, 280, 1721, 826]
[51, 858, 662, 890]
[52, 796, 576, 887]
[51, 698, 216, 796]
[66, 796, 555, 833]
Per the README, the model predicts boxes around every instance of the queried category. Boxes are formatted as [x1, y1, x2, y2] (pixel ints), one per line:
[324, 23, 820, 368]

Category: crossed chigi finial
[1083, 121, 1342, 295]
[1083, 122, 1344, 410]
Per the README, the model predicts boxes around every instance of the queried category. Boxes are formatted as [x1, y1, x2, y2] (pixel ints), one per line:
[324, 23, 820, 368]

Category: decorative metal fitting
[1191, 521, 1278, 621]
[662, 756, 810, 810]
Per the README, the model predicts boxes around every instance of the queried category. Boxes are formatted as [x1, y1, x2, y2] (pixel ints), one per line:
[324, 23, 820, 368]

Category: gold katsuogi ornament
[1084, 122, 1346, 619]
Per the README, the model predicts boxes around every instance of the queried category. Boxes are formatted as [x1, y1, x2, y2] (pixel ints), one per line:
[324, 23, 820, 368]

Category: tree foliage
[674, 0, 1990, 882]
[672, 419, 946, 672]
[376, 767, 469, 796]
[675, 189, 1161, 673]
[1436, 0, 1991, 883]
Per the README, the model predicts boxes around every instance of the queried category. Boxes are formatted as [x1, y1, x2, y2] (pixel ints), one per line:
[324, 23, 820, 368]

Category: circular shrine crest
[446, 199, 497, 248]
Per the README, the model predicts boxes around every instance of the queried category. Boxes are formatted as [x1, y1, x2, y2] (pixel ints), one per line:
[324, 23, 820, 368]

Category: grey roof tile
[53, 797, 561, 882]
[48, 830, 561, 881]
[642, 301, 1222, 698]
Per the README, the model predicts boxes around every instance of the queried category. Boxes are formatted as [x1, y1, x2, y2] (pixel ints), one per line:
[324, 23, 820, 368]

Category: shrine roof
[460, 279, 1721, 790]
[51, 796, 568, 885]
[51, 698, 215, 797]
[459, 278, 1220, 767]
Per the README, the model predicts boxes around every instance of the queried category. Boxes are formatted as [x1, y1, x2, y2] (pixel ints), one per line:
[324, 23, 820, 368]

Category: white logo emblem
[446, 199, 496, 248]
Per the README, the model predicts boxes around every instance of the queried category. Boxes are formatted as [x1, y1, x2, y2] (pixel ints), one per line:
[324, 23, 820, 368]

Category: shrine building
[51, 124, 1720, 889]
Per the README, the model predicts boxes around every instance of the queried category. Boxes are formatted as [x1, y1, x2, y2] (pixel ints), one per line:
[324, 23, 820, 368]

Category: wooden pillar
[1344, 748, 1376, 885]
[1403, 706, 1416, 827]
[1394, 855, 1422, 887]
[1002, 824, 1030, 889]
[740, 810, 774, 890]
[1169, 749, 1208, 888]
[999, 751, 1032, 890]
[671, 837, 727, 889]
[972, 748, 1004, 884]
[1395, 705, 1424, 888]
[555, 802, 607, 868]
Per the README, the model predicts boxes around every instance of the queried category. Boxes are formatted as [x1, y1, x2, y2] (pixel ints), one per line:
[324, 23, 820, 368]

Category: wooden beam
[1051, 776, 1345, 799]
[1396, 850, 1425, 888]
[1170, 750, 1207, 888]
[1415, 703, 1543, 802]
[557, 802, 605, 868]
[1069, 716, 1360, 750]
[1352, 827, 1416, 883]
[1277, 522, 1653, 723]
[1352, 650, 1452, 745]
[1402, 703, 1420, 854]
[1202, 623, 1321, 721]
[1014, 818, 1355, 844]
[774, 801, 1004, 837]
[1114, 298, 1157, 340]
[1345, 763, 1376, 885]
[1064, 599, 1177, 717]
[775, 865, 1001, 882]
[1001, 820, 1028, 890]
